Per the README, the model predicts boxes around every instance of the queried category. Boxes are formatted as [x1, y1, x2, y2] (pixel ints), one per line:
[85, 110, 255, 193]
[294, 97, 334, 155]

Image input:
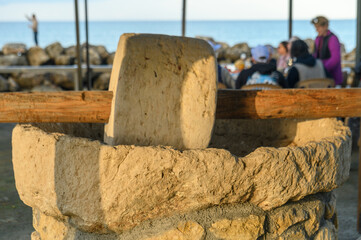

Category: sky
[0, 0, 357, 21]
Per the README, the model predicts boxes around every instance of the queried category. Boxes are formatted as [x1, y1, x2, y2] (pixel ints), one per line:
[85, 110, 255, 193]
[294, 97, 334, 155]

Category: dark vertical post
[74, 0, 82, 90]
[288, 0, 293, 39]
[355, 0, 361, 233]
[182, 0, 186, 36]
[85, 0, 91, 90]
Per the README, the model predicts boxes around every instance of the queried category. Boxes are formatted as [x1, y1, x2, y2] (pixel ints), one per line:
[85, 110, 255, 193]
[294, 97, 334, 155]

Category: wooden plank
[216, 88, 361, 119]
[0, 91, 112, 123]
[2, 88, 361, 123]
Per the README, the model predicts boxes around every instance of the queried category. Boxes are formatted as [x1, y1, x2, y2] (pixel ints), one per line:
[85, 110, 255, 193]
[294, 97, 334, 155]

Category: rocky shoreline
[0, 38, 357, 92]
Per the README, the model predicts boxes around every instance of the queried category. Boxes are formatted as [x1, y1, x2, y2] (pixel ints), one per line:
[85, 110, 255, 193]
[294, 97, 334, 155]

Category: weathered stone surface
[93, 72, 110, 90]
[0, 75, 9, 91]
[104, 34, 217, 150]
[45, 42, 64, 59]
[32, 208, 75, 240]
[325, 192, 336, 220]
[55, 54, 73, 65]
[146, 221, 204, 240]
[278, 228, 308, 240]
[313, 221, 337, 240]
[27, 46, 50, 66]
[65, 46, 76, 58]
[12, 118, 351, 233]
[0, 55, 28, 66]
[2, 43, 26, 55]
[14, 72, 45, 88]
[49, 72, 74, 89]
[8, 77, 20, 91]
[82, 46, 102, 65]
[95, 45, 109, 60]
[31, 84, 63, 92]
[106, 52, 115, 65]
[223, 42, 250, 62]
[209, 215, 265, 240]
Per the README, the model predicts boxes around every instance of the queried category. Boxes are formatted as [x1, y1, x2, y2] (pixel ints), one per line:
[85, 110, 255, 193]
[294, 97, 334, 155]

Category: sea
[0, 20, 356, 53]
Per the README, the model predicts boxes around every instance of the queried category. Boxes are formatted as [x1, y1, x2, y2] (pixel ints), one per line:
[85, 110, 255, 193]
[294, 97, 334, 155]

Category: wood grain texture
[0, 91, 112, 123]
[216, 89, 361, 119]
[2, 89, 361, 123]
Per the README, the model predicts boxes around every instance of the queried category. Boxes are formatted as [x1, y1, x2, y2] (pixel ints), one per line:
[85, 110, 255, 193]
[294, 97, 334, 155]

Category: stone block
[12, 118, 351, 234]
[45, 42, 64, 59]
[313, 221, 337, 240]
[104, 34, 217, 150]
[209, 215, 265, 240]
[146, 221, 204, 240]
[2, 43, 26, 55]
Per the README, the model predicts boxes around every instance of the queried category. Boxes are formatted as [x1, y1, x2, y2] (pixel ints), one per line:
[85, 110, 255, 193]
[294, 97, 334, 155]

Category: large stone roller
[104, 33, 217, 150]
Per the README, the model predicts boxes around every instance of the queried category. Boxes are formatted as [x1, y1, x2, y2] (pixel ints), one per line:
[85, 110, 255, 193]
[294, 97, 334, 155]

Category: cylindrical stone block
[104, 34, 217, 150]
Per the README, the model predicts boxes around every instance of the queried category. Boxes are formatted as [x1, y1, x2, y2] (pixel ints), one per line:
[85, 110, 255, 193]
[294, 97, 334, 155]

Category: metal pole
[74, 0, 82, 90]
[357, 1, 361, 234]
[182, 0, 186, 36]
[85, 0, 91, 90]
[288, 0, 293, 39]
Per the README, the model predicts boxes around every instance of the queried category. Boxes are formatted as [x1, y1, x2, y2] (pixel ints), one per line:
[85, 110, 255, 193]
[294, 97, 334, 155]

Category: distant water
[0, 20, 356, 53]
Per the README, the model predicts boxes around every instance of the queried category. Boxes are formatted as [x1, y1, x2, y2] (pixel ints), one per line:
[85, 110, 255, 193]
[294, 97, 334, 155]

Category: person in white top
[25, 14, 38, 46]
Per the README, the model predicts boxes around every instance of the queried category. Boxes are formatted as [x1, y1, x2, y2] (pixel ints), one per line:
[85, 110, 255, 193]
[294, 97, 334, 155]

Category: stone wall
[12, 118, 351, 240]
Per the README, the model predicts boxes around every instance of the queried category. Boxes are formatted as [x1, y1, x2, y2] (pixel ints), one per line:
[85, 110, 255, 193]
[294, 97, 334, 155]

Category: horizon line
[0, 18, 357, 22]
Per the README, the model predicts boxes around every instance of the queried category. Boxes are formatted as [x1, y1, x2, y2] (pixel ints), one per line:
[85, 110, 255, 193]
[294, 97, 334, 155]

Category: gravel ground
[0, 123, 360, 239]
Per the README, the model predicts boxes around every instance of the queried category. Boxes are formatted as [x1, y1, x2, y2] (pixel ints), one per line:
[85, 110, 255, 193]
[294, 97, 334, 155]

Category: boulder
[2, 43, 27, 55]
[93, 72, 110, 90]
[45, 42, 64, 59]
[65, 46, 77, 58]
[0, 55, 28, 66]
[95, 45, 109, 60]
[14, 72, 46, 89]
[0, 75, 9, 92]
[223, 43, 251, 62]
[82, 47, 102, 65]
[106, 52, 115, 65]
[49, 72, 74, 90]
[55, 54, 74, 65]
[27, 47, 50, 66]
[8, 77, 20, 92]
[343, 48, 356, 61]
[31, 84, 63, 92]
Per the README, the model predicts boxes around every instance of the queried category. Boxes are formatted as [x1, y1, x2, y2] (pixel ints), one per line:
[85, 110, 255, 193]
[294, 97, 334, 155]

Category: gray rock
[106, 52, 115, 65]
[82, 47, 101, 65]
[55, 55, 73, 65]
[2, 43, 27, 55]
[27, 47, 50, 66]
[0, 75, 9, 91]
[45, 42, 64, 59]
[223, 42, 251, 62]
[31, 84, 63, 92]
[95, 45, 109, 60]
[8, 77, 20, 92]
[0, 55, 28, 66]
[14, 72, 46, 89]
[49, 72, 74, 90]
[93, 72, 110, 90]
[65, 46, 77, 58]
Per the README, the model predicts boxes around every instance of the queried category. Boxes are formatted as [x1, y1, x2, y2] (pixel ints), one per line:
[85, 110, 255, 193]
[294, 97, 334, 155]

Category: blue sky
[0, 0, 357, 21]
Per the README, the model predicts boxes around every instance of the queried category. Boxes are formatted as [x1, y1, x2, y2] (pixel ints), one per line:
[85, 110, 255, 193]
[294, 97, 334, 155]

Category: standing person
[286, 40, 328, 88]
[311, 16, 342, 85]
[236, 45, 287, 89]
[26, 14, 38, 46]
[277, 41, 288, 72]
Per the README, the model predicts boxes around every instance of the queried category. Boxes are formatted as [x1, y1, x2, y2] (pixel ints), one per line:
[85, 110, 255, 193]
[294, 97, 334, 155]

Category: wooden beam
[0, 91, 112, 123]
[2, 89, 361, 123]
[216, 89, 361, 119]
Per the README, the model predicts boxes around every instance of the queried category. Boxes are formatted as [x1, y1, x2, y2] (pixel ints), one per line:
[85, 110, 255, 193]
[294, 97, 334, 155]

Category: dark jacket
[236, 62, 287, 89]
[287, 54, 329, 88]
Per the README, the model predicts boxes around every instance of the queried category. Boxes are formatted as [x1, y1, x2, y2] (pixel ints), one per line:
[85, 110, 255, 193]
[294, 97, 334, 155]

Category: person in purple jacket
[311, 16, 342, 86]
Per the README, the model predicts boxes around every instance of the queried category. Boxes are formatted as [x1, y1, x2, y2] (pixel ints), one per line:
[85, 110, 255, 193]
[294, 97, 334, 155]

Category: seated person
[218, 64, 236, 89]
[286, 40, 329, 88]
[236, 45, 286, 89]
